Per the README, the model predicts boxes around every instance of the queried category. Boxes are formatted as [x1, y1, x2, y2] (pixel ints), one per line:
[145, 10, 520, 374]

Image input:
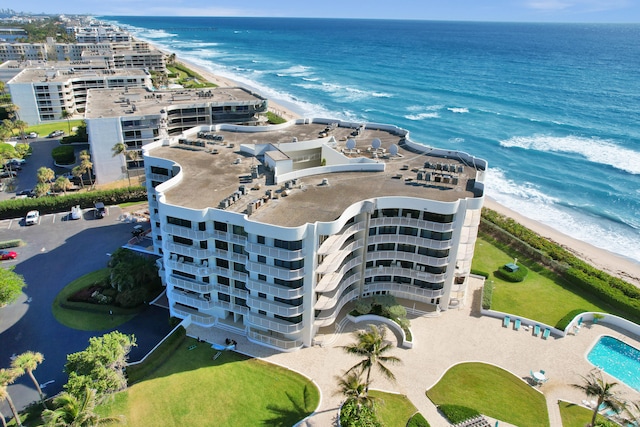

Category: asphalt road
[0, 205, 171, 416]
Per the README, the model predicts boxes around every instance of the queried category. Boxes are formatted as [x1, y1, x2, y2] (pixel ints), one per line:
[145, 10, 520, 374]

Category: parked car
[0, 171, 17, 178]
[10, 158, 26, 165]
[70, 205, 82, 220]
[0, 250, 17, 260]
[27, 132, 38, 139]
[4, 163, 21, 171]
[16, 189, 36, 199]
[25, 210, 39, 225]
[47, 130, 64, 138]
[94, 202, 106, 219]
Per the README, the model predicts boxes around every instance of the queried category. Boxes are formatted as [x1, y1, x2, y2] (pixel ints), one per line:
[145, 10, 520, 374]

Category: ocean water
[103, 17, 640, 264]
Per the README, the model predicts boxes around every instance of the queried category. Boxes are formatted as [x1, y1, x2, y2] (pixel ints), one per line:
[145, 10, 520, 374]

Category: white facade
[142, 120, 487, 351]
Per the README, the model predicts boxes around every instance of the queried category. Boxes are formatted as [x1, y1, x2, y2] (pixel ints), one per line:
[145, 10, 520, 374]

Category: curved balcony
[163, 224, 210, 240]
[365, 265, 447, 284]
[317, 221, 366, 255]
[248, 312, 304, 334]
[246, 261, 305, 281]
[164, 241, 215, 259]
[366, 251, 450, 268]
[248, 330, 303, 351]
[367, 234, 452, 250]
[247, 279, 305, 299]
[172, 305, 215, 326]
[245, 243, 304, 261]
[248, 296, 305, 317]
[314, 288, 359, 328]
[315, 257, 362, 293]
[369, 216, 455, 233]
[314, 273, 360, 311]
[213, 299, 249, 315]
[316, 240, 363, 274]
[363, 281, 445, 301]
[170, 289, 215, 310]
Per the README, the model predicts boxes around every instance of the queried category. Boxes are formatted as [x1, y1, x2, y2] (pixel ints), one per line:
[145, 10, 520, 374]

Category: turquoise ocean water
[103, 17, 640, 264]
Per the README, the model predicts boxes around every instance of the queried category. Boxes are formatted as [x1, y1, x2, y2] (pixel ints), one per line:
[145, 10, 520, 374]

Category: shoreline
[154, 42, 640, 288]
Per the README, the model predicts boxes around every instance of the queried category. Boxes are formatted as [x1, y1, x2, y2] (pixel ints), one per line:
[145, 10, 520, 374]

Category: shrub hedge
[494, 263, 528, 282]
[482, 281, 493, 310]
[0, 239, 23, 249]
[407, 412, 430, 427]
[0, 186, 147, 219]
[51, 145, 75, 164]
[438, 405, 480, 423]
[481, 208, 640, 323]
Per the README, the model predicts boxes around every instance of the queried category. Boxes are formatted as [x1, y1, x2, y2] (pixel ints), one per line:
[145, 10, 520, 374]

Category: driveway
[0, 205, 171, 414]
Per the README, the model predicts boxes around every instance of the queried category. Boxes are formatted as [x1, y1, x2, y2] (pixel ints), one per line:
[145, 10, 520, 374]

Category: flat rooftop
[10, 66, 146, 84]
[150, 123, 482, 227]
[85, 87, 266, 119]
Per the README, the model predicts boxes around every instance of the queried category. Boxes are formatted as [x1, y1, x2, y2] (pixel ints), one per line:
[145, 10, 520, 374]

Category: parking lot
[0, 205, 171, 412]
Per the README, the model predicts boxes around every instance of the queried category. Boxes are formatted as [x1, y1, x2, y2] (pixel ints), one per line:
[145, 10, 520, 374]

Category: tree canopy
[0, 266, 26, 307]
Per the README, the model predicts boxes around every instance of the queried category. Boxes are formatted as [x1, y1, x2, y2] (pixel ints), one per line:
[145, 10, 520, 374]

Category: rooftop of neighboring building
[85, 86, 267, 119]
[149, 122, 485, 227]
[9, 65, 149, 84]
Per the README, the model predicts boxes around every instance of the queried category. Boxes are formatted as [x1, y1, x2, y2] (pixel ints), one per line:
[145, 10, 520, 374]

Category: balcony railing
[245, 243, 304, 261]
[363, 281, 445, 300]
[366, 250, 450, 268]
[248, 296, 304, 317]
[172, 305, 216, 326]
[370, 216, 455, 232]
[247, 279, 304, 299]
[164, 241, 214, 259]
[163, 224, 210, 240]
[314, 273, 361, 311]
[317, 221, 366, 255]
[248, 313, 304, 334]
[367, 234, 452, 250]
[314, 288, 360, 328]
[246, 261, 305, 281]
[170, 289, 215, 310]
[165, 258, 217, 276]
[167, 275, 214, 293]
[247, 330, 304, 350]
[365, 265, 447, 283]
[316, 239, 363, 274]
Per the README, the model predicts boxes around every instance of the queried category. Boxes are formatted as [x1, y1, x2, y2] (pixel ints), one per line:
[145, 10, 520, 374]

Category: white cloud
[526, 0, 631, 12]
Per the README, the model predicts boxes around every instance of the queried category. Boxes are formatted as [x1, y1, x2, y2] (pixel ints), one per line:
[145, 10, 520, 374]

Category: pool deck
[185, 277, 640, 427]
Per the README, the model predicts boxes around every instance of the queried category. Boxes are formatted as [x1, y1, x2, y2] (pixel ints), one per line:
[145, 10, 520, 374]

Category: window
[257, 255, 266, 264]
[423, 212, 454, 223]
[258, 274, 267, 281]
[215, 240, 228, 251]
[274, 296, 302, 306]
[382, 208, 399, 217]
[274, 239, 303, 251]
[233, 225, 248, 237]
[399, 227, 418, 236]
[379, 226, 397, 235]
[200, 240, 208, 249]
[258, 292, 266, 299]
[234, 280, 247, 290]
[258, 310, 267, 316]
[235, 297, 247, 307]
[274, 278, 303, 289]
[376, 243, 395, 251]
[167, 216, 191, 228]
[216, 258, 229, 269]
[368, 228, 377, 236]
[275, 314, 302, 324]
[274, 258, 304, 270]
[172, 236, 193, 246]
[173, 270, 195, 280]
[257, 235, 266, 244]
[218, 293, 230, 302]
[233, 262, 247, 273]
[397, 244, 416, 253]
[214, 221, 227, 232]
[217, 276, 230, 286]
[198, 222, 206, 231]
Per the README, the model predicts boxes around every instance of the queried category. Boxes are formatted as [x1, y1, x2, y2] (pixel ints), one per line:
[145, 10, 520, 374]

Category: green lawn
[369, 390, 420, 426]
[473, 236, 613, 328]
[99, 339, 319, 426]
[558, 401, 611, 427]
[22, 119, 85, 138]
[52, 269, 138, 330]
[427, 362, 549, 427]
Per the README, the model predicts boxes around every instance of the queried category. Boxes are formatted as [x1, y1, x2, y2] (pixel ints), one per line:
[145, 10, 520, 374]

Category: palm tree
[571, 370, 624, 427]
[53, 176, 72, 195]
[78, 150, 93, 187]
[0, 368, 23, 427]
[341, 324, 401, 394]
[622, 401, 640, 426]
[334, 371, 376, 412]
[61, 109, 73, 135]
[11, 351, 45, 407]
[111, 142, 130, 185]
[41, 387, 123, 427]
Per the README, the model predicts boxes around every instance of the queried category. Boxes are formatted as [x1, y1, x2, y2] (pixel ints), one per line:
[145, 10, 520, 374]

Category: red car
[0, 250, 17, 260]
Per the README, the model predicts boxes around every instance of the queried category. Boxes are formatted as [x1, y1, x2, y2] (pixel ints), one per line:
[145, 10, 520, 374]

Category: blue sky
[16, 0, 640, 23]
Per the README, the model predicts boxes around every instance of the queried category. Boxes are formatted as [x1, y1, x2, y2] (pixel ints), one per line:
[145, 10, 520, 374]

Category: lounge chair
[540, 369, 545, 375]
[542, 328, 551, 339]
[503, 316, 511, 328]
[533, 325, 541, 336]
[577, 317, 583, 326]
[514, 318, 521, 330]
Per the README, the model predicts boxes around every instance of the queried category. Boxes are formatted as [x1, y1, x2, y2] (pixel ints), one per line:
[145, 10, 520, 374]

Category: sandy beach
[168, 50, 640, 288]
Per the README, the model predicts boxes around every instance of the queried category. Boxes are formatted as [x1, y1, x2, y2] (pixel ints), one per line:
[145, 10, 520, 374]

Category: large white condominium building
[142, 120, 487, 351]
[7, 66, 152, 124]
[84, 87, 269, 183]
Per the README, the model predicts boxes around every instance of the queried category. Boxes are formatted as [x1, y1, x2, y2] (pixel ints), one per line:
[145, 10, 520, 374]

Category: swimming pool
[587, 336, 640, 392]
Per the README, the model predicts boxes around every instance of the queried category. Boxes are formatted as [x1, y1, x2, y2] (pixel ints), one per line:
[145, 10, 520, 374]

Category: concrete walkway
[188, 278, 640, 426]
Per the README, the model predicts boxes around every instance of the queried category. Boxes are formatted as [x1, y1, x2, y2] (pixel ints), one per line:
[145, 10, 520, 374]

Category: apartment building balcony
[167, 275, 214, 293]
[366, 250, 450, 268]
[164, 241, 214, 259]
[148, 173, 170, 184]
[248, 312, 304, 334]
[246, 261, 305, 281]
[163, 224, 210, 240]
[170, 289, 215, 310]
[363, 281, 445, 301]
[214, 300, 249, 315]
[314, 274, 361, 311]
[315, 257, 362, 293]
[165, 257, 216, 276]
[248, 329, 303, 351]
[316, 239, 363, 274]
[245, 242, 304, 262]
[370, 216, 455, 233]
[314, 288, 359, 328]
[248, 295, 304, 317]
[367, 234, 453, 250]
[247, 279, 304, 299]
[317, 221, 366, 255]
[172, 304, 216, 326]
[365, 264, 447, 283]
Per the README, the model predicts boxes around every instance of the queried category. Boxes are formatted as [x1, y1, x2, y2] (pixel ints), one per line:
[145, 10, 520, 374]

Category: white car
[70, 205, 82, 220]
[25, 210, 40, 226]
[27, 132, 38, 139]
